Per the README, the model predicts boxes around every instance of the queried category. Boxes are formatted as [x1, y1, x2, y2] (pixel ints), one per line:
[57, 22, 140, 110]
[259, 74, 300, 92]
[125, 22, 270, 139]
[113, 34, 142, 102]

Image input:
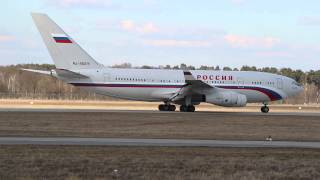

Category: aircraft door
[277, 78, 283, 89]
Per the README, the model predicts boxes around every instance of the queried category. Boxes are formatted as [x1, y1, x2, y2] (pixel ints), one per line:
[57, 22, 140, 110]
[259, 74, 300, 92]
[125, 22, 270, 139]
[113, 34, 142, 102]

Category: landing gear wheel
[158, 104, 176, 111]
[169, 105, 176, 111]
[180, 105, 195, 112]
[180, 105, 187, 112]
[158, 104, 166, 111]
[187, 105, 195, 112]
[261, 106, 269, 113]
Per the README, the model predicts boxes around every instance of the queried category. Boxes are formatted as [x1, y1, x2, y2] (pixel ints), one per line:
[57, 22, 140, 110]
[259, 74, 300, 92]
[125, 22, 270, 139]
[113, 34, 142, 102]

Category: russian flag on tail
[51, 33, 72, 43]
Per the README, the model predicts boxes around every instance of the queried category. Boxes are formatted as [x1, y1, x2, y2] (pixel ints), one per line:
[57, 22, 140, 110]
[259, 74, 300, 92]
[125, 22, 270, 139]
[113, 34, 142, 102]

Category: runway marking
[0, 137, 319, 149]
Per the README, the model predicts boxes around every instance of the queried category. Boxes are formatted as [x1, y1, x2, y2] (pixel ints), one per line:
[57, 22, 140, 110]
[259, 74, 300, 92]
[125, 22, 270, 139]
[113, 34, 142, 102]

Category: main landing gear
[158, 104, 176, 111]
[261, 104, 270, 113]
[180, 105, 195, 112]
[158, 103, 196, 112]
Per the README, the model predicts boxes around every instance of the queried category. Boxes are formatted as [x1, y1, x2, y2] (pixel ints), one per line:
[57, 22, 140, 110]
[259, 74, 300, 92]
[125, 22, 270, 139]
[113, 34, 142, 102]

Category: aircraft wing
[183, 71, 213, 89]
[170, 71, 213, 101]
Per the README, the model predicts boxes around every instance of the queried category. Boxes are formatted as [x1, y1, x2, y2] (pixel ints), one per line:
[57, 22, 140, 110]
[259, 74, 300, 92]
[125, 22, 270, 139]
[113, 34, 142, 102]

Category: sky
[1, 0, 320, 70]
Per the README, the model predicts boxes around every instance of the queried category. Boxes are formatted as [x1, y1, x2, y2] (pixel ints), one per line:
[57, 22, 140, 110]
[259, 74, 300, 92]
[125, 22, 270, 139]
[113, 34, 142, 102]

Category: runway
[0, 108, 320, 116]
[1, 108, 320, 143]
[0, 137, 320, 148]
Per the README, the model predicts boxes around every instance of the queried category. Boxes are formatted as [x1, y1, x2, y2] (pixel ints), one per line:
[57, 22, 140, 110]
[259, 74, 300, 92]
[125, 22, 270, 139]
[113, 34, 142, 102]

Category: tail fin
[31, 13, 102, 70]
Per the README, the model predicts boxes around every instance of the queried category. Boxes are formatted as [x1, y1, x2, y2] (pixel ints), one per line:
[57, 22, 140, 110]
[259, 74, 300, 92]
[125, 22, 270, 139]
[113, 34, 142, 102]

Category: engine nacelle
[205, 91, 247, 107]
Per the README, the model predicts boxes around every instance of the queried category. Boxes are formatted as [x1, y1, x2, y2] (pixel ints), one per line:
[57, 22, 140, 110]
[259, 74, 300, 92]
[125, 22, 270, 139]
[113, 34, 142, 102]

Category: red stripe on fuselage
[220, 86, 280, 101]
[70, 83, 282, 101]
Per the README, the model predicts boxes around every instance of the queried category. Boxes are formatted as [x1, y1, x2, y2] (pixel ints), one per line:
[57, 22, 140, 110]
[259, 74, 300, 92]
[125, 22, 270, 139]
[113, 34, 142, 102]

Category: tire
[159, 104, 176, 111]
[261, 106, 269, 113]
[158, 104, 165, 111]
[169, 105, 176, 111]
[180, 105, 195, 112]
[163, 105, 170, 111]
[187, 105, 195, 112]
[180, 105, 187, 112]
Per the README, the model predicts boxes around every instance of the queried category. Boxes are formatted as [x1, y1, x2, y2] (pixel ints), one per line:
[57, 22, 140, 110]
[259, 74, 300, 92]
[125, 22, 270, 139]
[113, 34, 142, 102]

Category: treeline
[0, 64, 106, 100]
[0, 63, 319, 104]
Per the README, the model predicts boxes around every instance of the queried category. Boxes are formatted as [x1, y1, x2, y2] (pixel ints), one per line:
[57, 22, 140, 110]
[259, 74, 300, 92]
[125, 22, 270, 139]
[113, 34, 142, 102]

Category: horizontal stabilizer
[55, 69, 89, 79]
[21, 68, 52, 75]
[21, 68, 89, 79]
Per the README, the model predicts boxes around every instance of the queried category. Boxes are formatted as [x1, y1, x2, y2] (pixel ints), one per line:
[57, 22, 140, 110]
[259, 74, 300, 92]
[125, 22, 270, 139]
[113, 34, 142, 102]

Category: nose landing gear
[261, 104, 269, 113]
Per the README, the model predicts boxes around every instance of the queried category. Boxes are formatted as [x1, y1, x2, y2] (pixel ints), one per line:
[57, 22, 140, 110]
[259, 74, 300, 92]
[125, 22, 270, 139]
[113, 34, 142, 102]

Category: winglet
[183, 71, 196, 81]
[183, 70, 213, 88]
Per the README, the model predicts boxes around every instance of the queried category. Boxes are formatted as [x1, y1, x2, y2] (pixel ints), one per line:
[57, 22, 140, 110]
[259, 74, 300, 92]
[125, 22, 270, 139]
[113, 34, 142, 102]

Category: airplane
[24, 13, 304, 113]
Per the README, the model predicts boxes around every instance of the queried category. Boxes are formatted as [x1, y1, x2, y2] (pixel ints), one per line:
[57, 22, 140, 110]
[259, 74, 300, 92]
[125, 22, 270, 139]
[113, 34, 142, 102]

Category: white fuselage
[30, 13, 303, 108]
[64, 68, 303, 104]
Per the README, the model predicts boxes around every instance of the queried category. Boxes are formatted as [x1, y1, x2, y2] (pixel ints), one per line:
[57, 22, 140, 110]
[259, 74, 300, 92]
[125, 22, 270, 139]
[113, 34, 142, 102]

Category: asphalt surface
[0, 137, 319, 148]
[1, 108, 319, 148]
[0, 108, 319, 116]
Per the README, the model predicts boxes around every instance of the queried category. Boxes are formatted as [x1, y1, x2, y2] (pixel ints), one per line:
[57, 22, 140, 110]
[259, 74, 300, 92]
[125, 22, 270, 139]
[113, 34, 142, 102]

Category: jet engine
[205, 91, 247, 107]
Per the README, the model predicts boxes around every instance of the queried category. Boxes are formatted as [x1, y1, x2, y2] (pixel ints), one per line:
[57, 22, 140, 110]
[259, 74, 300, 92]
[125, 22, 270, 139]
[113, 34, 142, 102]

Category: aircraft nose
[288, 80, 304, 96]
[294, 83, 304, 94]
[298, 85, 304, 93]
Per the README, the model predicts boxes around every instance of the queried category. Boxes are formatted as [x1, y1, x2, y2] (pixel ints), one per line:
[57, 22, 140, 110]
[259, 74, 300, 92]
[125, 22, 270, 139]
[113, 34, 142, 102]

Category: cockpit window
[292, 81, 302, 87]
